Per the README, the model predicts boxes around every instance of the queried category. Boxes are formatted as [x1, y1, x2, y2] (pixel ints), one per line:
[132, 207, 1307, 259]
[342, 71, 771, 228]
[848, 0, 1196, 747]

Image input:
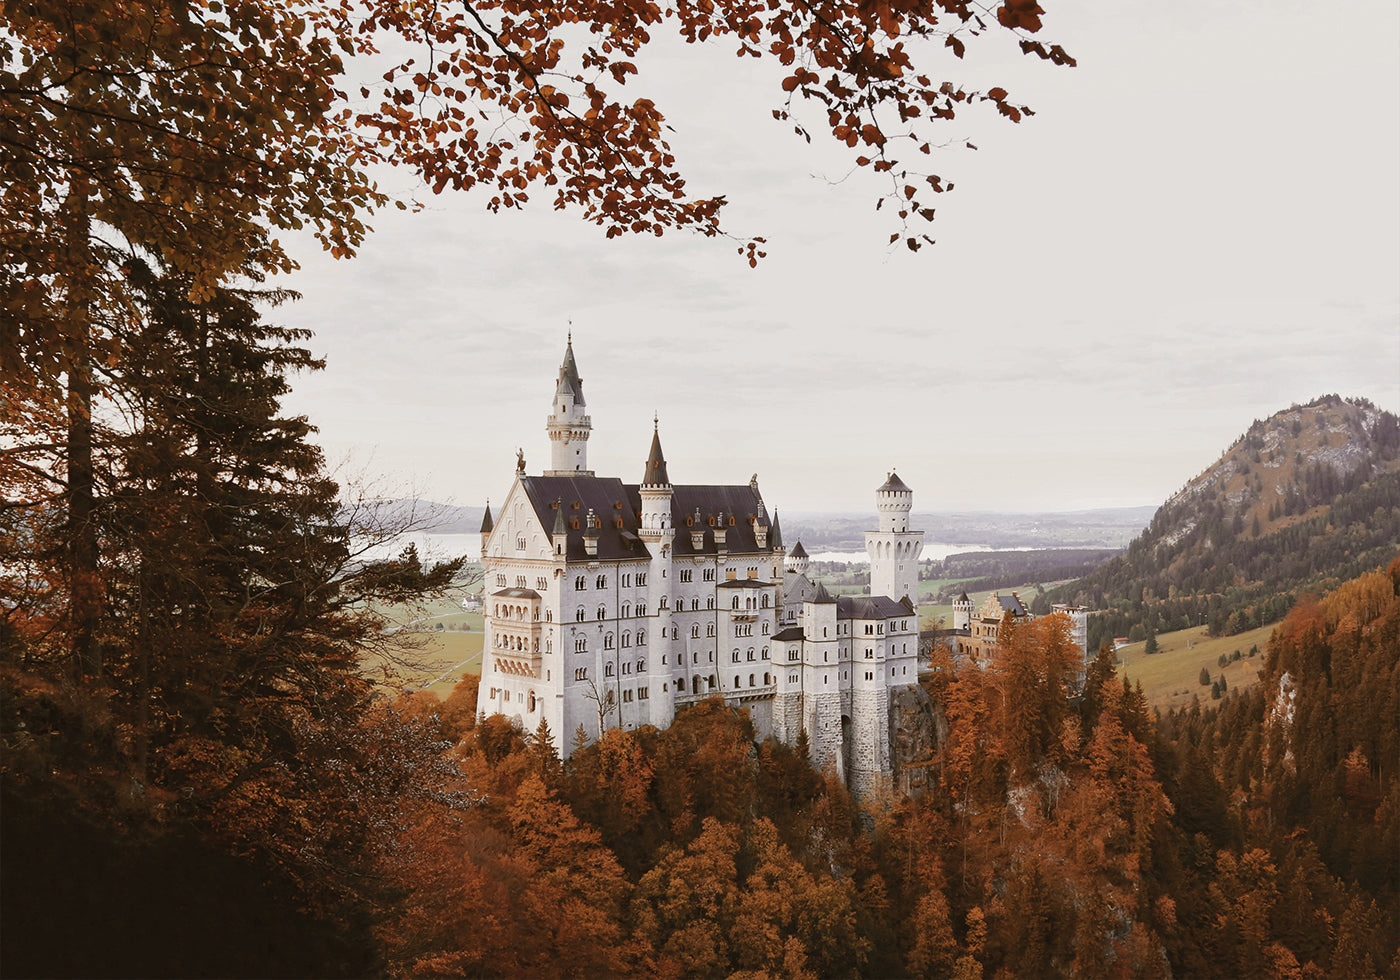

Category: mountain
[1044, 395, 1400, 652]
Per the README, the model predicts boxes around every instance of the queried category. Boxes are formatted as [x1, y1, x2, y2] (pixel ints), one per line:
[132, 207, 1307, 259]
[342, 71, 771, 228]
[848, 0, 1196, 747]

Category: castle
[475, 339, 924, 794]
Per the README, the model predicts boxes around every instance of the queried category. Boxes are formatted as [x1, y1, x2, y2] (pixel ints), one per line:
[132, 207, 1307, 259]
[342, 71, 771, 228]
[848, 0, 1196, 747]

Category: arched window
[637, 658, 645, 671]
[621, 603, 630, 618]
[731, 596, 740, 610]
[747, 648, 755, 661]
[691, 624, 700, 638]
[596, 606, 606, 620]
[762, 622, 769, 635]
[637, 629, 646, 645]
[660, 596, 668, 610]
[735, 675, 741, 688]
[576, 607, 585, 622]
[761, 594, 770, 608]
[604, 633, 614, 649]
[691, 598, 699, 611]
[706, 624, 715, 637]
[732, 649, 740, 663]
[749, 674, 755, 687]
[605, 663, 614, 677]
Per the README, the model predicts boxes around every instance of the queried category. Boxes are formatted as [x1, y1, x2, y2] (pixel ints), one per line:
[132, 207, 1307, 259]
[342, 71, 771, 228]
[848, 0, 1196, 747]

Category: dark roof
[878, 471, 910, 492]
[520, 475, 778, 561]
[996, 593, 1030, 617]
[632, 483, 776, 557]
[957, 591, 970, 602]
[811, 581, 836, 604]
[491, 587, 541, 599]
[772, 626, 805, 642]
[642, 423, 670, 486]
[769, 510, 783, 549]
[480, 501, 493, 533]
[716, 578, 771, 589]
[789, 541, 808, 559]
[837, 595, 913, 620]
[520, 476, 649, 562]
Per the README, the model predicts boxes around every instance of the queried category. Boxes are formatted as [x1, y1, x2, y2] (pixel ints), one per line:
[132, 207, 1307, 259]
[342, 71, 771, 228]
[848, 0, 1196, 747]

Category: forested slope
[1044, 395, 1400, 651]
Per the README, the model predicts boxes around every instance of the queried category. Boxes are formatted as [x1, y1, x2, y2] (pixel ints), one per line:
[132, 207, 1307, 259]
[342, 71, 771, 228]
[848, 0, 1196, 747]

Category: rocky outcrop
[889, 684, 945, 797]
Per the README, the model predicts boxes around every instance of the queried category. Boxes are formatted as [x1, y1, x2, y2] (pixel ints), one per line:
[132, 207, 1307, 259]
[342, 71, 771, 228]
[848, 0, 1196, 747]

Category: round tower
[952, 591, 973, 631]
[865, 470, 923, 603]
[545, 334, 593, 475]
[786, 540, 810, 577]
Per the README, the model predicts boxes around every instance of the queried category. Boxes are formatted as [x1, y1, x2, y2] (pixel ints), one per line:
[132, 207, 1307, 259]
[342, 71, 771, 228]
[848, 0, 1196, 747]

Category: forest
[6, 557, 1398, 977]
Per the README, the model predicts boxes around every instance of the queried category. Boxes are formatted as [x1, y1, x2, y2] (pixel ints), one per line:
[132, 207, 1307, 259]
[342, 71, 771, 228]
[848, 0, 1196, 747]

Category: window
[746, 648, 755, 661]
[732, 650, 740, 663]
[680, 569, 692, 583]
[576, 607, 585, 622]
[706, 624, 716, 637]
[707, 597, 715, 610]
[496, 574, 507, 586]
[575, 667, 587, 680]
[575, 575, 586, 590]
[761, 647, 769, 660]
[866, 649, 873, 659]
[789, 673, 798, 683]
[637, 658, 646, 671]
[637, 629, 646, 645]
[703, 568, 715, 582]
[605, 663, 614, 677]
[660, 596, 668, 610]
[622, 662, 630, 675]
[637, 572, 647, 586]
[734, 675, 740, 688]
[622, 631, 631, 647]
[515, 575, 527, 588]
[865, 624, 873, 635]
[691, 624, 700, 639]
[546, 639, 552, 653]
[622, 573, 631, 588]
[596, 574, 607, 589]
[574, 638, 587, 653]
[763, 673, 770, 685]
[621, 603, 630, 618]
[865, 671, 873, 680]
[636, 603, 647, 616]
[639, 687, 649, 699]
[749, 674, 755, 687]
[596, 606, 606, 620]
[605, 633, 614, 650]
[761, 622, 769, 635]
[731, 596, 740, 610]
[761, 594, 770, 608]
[788, 649, 798, 661]
[536, 576, 547, 590]
[517, 536, 527, 550]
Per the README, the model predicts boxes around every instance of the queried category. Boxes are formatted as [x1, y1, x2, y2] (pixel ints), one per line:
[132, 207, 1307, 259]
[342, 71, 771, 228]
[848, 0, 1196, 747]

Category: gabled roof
[772, 626, 805, 642]
[480, 501, 493, 533]
[716, 578, 770, 589]
[811, 581, 837, 604]
[491, 587, 541, 599]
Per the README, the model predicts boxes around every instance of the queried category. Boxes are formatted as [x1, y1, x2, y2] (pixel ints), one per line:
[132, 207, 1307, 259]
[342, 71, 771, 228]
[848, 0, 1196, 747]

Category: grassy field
[361, 597, 485, 699]
[1115, 622, 1275, 715]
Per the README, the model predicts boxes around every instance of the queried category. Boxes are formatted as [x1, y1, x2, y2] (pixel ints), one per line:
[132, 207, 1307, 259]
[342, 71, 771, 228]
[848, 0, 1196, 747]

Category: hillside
[1045, 395, 1400, 652]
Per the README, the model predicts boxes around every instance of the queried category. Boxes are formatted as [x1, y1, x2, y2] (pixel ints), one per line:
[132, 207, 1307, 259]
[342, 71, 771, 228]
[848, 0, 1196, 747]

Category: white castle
[475, 339, 924, 794]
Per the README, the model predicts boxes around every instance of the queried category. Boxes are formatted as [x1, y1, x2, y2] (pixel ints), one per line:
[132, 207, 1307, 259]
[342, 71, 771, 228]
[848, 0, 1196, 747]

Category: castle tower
[786, 540, 810, 577]
[866, 471, 922, 603]
[638, 420, 675, 726]
[545, 335, 593, 476]
[801, 582, 844, 782]
[952, 591, 973, 631]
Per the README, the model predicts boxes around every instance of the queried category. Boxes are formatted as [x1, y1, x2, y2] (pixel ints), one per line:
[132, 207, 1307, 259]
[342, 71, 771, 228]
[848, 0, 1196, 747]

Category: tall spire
[642, 415, 670, 487]
[546, 335, 592, 475]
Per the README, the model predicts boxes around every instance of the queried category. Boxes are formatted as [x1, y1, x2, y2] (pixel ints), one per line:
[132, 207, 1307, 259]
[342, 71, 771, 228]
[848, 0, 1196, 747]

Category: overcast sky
[278, 0, 1399, 516]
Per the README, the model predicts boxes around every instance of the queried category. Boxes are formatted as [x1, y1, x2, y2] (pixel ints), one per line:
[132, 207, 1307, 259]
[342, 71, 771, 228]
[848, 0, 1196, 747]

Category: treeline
[930, 548, 1119, 600]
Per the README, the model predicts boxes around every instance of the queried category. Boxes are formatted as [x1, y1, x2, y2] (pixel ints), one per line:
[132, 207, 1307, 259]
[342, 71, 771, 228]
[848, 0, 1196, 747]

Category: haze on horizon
[279, 0, 1400, 516]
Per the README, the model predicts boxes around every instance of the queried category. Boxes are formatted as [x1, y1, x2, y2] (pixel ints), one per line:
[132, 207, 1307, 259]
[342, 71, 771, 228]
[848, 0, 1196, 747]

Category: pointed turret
[813, 581, 836, 603]
[479, 500, 493, 559]
[770, 510, 783, 550]
[642, 417, 670, 487]
[558, 333, 585, 405]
